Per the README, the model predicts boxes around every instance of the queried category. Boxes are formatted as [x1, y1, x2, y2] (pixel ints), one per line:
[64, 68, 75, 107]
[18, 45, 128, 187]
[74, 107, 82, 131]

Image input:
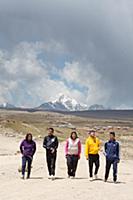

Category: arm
[98, 139, 101, 151]
[20, 141, 24, 155]
[78, 140, 81, 158]
[43, 137, 47, 149]
[55, 136, 59, 150]
[65, 139, 69, 156]
[32, 141, 36, 156]
[116, 142, 120, 161]
[85, 139, 89, 159]
[104, 142, 107, 156]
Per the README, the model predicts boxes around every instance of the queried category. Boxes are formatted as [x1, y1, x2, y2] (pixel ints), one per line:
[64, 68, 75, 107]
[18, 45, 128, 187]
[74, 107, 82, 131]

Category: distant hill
[89, 104, 106, 110]
[0, 103, 16, 109]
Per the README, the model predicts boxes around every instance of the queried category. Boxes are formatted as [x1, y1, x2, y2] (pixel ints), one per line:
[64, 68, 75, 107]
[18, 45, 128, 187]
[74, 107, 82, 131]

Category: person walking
[20, 133, 36, 179]
[43, 128, 59, 180]
[104, 132, 120, 183]
[85, 130, 101, 181]
[65, 131, 81, 178]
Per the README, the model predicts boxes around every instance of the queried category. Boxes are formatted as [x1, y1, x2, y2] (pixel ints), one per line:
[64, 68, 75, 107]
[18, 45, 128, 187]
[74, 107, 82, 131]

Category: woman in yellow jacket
[85, 130, 101, 181]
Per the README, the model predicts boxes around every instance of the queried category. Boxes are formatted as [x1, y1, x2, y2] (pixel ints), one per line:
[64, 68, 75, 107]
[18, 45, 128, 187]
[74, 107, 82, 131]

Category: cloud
[0, 0, 133, 108]
[0, 42, 84, 107]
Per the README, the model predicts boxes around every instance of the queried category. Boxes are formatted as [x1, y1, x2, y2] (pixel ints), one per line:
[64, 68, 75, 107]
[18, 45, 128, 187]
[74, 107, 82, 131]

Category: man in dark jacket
[104, 132, 120, 183]
[43, 128, 59, 180]
[20, 133, 36, 179]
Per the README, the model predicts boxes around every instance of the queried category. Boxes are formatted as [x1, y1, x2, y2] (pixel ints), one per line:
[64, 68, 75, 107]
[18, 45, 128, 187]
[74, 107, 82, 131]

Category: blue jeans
[22, 156, 32, 177]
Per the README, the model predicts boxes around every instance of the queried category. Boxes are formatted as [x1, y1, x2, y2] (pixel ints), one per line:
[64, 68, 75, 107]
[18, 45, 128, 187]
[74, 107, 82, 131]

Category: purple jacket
[20, 139, 36, 157]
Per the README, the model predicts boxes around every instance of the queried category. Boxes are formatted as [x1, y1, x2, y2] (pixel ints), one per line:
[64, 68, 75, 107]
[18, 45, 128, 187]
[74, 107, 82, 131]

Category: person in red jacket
[65, 131, 81, 178]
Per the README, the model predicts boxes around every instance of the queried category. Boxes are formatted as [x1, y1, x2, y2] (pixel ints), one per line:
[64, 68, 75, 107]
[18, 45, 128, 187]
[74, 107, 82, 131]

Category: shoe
[90, 177, 93, 181]
[51, 175, 55, 180]
[94, 174, 98, 179]
[67, 175, 70, 178]
[27, 176, 30, 179]
[21, 175, 25, 180]
[70, 176, 75, 179]
[104, 179, 107, 182]
[48, 175, 51, 179]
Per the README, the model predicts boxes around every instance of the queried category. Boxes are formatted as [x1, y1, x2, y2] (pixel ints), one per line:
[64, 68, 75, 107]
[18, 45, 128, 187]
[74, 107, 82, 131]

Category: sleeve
[78, 140, 81, 157]
[55, 136, 59, 150]
[65, 139, 69, 156]
[33, 141, 36, 155]
[20, 141, 24, 154]
[85, 139, 89, 159]
[98, 139, 101, 150]
[43, 137, 47, 149]
[104, 142, 107, 156]
[116, 142, 120, 160]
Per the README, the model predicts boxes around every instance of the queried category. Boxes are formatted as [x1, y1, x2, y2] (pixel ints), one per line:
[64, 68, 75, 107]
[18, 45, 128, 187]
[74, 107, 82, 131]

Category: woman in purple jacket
[20, 133, 36, 179]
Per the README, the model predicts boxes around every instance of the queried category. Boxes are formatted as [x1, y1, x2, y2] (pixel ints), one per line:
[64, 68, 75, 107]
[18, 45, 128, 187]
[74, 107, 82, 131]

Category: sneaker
[90, 177, 93, 181]
[48, 175, 51, 179]
[21, 175, 25, 180]
[94, 174, 98, 179]
[70, 176, 75, 179]
[51, 175, 55, 181]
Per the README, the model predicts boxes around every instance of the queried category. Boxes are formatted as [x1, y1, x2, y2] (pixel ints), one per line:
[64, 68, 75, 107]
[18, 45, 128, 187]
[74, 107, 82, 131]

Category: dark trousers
[22, 156, 32, 177]
[88, 154, 100, 178]
[66, 155, 79, 177]
[46, 151, 57, 176]
[105, 159, 118, 181]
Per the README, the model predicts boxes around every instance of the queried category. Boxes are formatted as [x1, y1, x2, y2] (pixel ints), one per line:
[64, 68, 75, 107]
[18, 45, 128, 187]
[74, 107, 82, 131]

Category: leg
[105, 159, 112, 181]
[67, 155, 73, 176]
[72, 155, 79, 177]
[27, 156, 32, 178]
[46, 152, 52, 176]
[51, 153, 57, 176]
[94, 154, 100, 175]
[113, 160, 118, 182]
[22, 156, 27, 177]
[89, 155, 94, 178]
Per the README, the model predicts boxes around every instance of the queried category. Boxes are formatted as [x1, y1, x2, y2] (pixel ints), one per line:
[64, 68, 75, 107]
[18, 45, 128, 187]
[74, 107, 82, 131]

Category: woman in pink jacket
[65, 131, 81, 178]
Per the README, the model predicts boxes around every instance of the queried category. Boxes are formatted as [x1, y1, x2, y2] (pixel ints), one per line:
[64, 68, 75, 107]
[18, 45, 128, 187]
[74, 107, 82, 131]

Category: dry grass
[0, 110, 133, 159]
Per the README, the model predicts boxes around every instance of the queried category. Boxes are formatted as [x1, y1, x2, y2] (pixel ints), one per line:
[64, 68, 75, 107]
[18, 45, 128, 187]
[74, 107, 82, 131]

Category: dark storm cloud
[0, 0, 133, 107]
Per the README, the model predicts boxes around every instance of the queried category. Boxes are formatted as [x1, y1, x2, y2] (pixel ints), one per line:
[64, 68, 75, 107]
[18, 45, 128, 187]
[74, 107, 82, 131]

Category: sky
[0, 0, 133, 108]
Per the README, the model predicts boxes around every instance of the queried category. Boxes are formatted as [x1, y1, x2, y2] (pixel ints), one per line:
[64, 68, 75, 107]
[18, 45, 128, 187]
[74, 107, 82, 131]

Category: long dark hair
[25, 133, 33, 142]
[70, 131, 78, 140]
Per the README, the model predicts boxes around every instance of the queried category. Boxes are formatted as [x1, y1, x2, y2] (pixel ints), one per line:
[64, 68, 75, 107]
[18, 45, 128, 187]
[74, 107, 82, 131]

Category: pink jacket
[65, 138, 81, 157]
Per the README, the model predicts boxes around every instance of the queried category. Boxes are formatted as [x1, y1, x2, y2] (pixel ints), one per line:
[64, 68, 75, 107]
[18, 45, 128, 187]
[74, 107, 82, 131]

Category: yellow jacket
[85, 136, 101, 158]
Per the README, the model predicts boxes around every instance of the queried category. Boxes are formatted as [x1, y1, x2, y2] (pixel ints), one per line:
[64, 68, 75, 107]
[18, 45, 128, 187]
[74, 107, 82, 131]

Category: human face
[90, 131, 96, 137]
[71, 132, 77, 140]
[110, 134, 115, 141]
[48, 128, 54, 135]
[27, 134, 32, 141]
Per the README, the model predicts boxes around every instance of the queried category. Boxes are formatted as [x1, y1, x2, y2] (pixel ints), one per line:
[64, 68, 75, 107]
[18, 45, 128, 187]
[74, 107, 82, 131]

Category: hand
[50, 148, 55, 154]
[65, 154, 68, 159]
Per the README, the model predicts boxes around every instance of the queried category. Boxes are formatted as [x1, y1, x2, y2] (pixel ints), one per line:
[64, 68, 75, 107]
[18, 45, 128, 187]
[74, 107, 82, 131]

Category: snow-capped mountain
[0, 102, 16, 109]
[37, 94, 88, 111]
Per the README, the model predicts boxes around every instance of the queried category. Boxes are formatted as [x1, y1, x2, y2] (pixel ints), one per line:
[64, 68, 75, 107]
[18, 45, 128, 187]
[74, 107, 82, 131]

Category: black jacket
[43, 135, 59, 153]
